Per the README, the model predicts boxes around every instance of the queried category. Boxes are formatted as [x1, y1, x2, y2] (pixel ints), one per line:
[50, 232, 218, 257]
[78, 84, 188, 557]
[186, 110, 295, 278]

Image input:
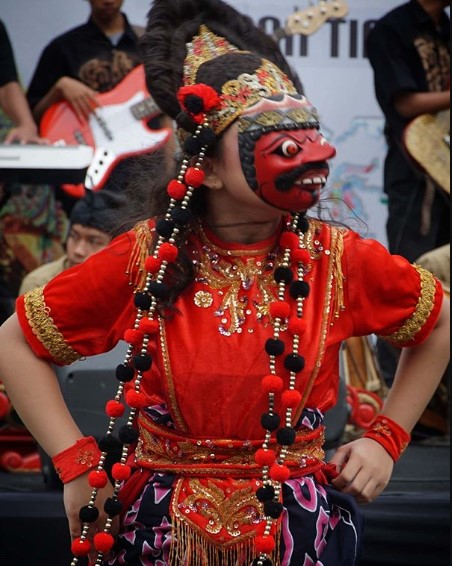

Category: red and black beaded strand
[252, 213, 311, 566]
[69, 116, 213, 565]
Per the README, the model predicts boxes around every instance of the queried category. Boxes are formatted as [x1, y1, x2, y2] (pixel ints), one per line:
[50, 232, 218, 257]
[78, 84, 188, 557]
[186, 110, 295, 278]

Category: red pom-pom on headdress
[177, 84, 222, 123]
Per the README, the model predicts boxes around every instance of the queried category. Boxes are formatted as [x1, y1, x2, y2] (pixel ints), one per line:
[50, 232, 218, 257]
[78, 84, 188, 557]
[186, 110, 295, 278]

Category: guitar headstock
[285, 1, 349, 36]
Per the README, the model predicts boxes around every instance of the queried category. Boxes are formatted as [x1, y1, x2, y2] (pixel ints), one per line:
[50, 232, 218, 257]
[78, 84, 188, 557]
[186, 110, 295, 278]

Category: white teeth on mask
[294, 176, 327, 186]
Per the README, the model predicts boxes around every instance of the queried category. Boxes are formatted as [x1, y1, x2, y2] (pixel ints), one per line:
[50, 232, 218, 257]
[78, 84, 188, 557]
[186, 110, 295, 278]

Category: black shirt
[27, 14, 141, 112]
[366, 0, 450, 145]
[0, 20, 19, 87]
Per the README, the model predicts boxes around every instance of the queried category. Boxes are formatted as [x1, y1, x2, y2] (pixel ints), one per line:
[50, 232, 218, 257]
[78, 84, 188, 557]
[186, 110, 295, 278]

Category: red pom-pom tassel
[261, 375, 284, 394]
[111, 462, 132, 481]
[88, 469, 108, 489]
[167, 179, 187, 200]
[292, 248, 311, 264]
[125, 390, 148, 409]
[105, 400, 125, 418]
[288, 317, 306, 336]
[255, 449, 277, 467]
[158, 242, 179, 262]
[145, 256, 162, 274]
[279, 232, 299, 250]
[269, 463, 291, 483]
[93, 532, 115, 553]
[184, 167, 205, 187]
[139, 318, 159, 334]
[71, 537, 91, 557]
[255, 535, 276, 554]
[282, 390, 302, 409]
[123, 328, 143, 346]
[269, 300, 291, 320]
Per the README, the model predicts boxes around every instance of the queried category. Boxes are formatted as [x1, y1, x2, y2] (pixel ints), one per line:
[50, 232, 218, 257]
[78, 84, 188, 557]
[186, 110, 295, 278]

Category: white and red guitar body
[40, 64, 172, 197]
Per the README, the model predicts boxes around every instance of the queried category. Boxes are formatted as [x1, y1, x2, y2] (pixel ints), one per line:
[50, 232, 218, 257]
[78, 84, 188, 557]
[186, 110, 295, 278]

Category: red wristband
[52, 436, 102, 484]
[362, 415, 411, 462]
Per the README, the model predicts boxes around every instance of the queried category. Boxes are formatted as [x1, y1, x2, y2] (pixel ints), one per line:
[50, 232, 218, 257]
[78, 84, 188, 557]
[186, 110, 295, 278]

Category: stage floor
[0, 440, 449, 566]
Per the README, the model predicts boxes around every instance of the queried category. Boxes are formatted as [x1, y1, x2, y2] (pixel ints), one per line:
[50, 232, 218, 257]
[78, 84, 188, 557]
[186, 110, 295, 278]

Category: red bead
[255, 449, 277, 467]
[288, 317, 306, 336]
[158, 242, 179, 262]
[282, 390, 302, 409]
[167, 179, 187, 200]
[71, 537, 91, 556]
[279, 232, 299, 250]
[269, 300, 291, 319]
[292, 248, 310, 264]
[184, 167, 205, 187]
[269, 463, 291, 482]
[111, 462, 132, 481]
[93, 532, 115, 553]
[145, 256, 162, 274]
[88, 469, 108, 489]
[261, 375, 284, 394]
[139, 318, 159, 334]
[123, 328, 143, 346]
[105, 400, 125, 418]
[255, 535, 276, 554]
[125, 390, 148, 409]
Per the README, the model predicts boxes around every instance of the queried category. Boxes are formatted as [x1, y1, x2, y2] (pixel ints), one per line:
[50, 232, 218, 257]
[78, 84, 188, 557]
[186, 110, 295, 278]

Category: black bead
[256, 485, 276, 502]
[98, 435, 122, 453]
[252, 559, 273, 566]
[284, 353, 305, 373]
[134, 292, 152, 310]
[297, 215, 310, 233]
[276, 426, 297, 446]
[175, 111, 197, 133]
[156, 218, 175, 238]
[104, 497, 123, 517]
[148, 281, 170, 299]
[274, 266, 294, 285]
[79, 505, 99, 523]
[198, 127, 217, 147]
[171, 206, 192, 225]
[183, 135, 203, 156]
[264, 500, 284, 519]
[185, 94, 204, 114]
[261, 412, 281, 432]
[118, 425, 139, 444]
[265, 338, 285, 356]
[290, 280, 310, 299]
[115, 364, 135, 382]
[133, 354, 153, 372]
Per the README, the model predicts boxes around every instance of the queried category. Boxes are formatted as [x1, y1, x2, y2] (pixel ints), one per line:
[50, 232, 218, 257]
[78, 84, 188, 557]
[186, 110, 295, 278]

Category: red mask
[238, 97, 336, 212]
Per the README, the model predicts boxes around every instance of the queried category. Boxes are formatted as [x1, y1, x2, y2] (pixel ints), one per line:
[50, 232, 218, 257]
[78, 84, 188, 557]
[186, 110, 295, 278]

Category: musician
[366, 0, 450, 392]
[0, 20, 41, 144]
[26, 0, 164, 207]
[18, 190, 128, 295]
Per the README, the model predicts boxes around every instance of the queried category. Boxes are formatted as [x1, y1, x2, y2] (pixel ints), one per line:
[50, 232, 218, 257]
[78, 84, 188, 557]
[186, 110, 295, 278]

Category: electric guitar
[403, 109, 450, 194]
[273, 0, 349, 40]
[40, 64, 172, 197]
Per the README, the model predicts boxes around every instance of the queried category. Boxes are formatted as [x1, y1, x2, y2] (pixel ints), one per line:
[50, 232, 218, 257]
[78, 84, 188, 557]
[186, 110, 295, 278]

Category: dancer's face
[236, 97, 336, 212]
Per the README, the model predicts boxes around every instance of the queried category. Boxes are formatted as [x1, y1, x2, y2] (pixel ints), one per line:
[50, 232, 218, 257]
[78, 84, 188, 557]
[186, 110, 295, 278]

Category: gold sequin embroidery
[380, 264, 437, 345]
[23, 287, 80, 365]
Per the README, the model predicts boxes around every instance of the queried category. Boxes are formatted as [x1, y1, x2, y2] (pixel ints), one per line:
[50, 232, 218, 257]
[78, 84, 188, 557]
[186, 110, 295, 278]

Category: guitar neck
[132, 97, 162, 120]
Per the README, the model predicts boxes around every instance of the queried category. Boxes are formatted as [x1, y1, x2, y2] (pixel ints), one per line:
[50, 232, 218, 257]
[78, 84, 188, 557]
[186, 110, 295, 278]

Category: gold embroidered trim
[23, 287, 80, 365]
[379, 264, 437, 345]
[295, 225, 341, 422]
[125, 221, 153, 291]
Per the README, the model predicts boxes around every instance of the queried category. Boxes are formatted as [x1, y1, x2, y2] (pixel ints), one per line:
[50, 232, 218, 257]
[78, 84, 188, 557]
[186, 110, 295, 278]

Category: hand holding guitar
[54, 77, 99, 123]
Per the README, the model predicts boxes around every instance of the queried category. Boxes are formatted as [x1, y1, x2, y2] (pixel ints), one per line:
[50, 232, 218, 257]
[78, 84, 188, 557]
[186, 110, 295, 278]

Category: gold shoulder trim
[380, 264, 437, 345]
[23, 287, 81, 365]
[126, 221, 154, 291]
